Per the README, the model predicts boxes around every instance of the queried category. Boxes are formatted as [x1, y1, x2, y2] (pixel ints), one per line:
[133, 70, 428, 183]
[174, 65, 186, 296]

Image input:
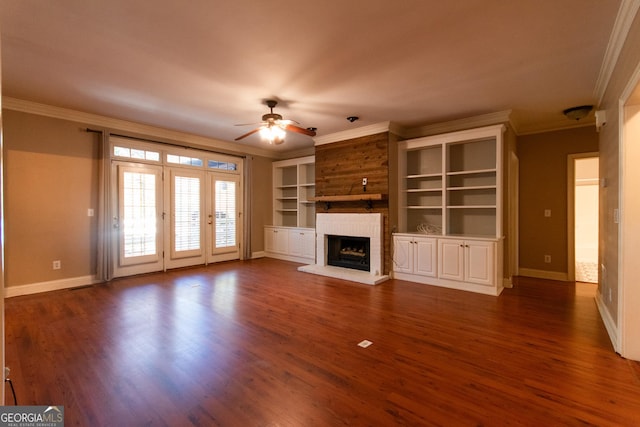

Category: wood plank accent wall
[314, 132, 391, 274]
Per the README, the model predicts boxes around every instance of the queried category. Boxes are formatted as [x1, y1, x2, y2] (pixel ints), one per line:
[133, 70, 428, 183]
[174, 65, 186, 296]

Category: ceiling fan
[234, 100, 316, 145]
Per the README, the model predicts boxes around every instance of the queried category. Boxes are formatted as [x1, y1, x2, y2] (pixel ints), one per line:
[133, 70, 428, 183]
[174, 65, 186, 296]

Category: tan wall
[249, 155, 272, 255]
[3, 109, 273, 287]
[599, 12, 640, 324]
[0, 40, 6, 404]
[3, 110, 100, 287]
[504, 124, 518, 281]
[518, 126, 599, 276]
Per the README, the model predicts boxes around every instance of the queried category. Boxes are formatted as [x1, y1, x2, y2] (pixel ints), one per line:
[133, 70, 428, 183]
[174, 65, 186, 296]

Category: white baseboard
[392, 271, 503, 296]
[5, 275, 101, 298]
[518, 268, 568, 281]
[595, 292, 620, 353]
[251, 251, 266, 259]
[263, 252, 314, 265]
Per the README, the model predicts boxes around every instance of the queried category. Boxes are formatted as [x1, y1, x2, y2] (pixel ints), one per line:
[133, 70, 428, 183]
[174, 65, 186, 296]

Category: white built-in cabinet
[393, 125, 505, 295]
[265, 156, 316, 263]
[288, 228, 316, 260]
[393, 235, 437, 277]
[438, 239, 495, 286]
[265, 226, 315, 263]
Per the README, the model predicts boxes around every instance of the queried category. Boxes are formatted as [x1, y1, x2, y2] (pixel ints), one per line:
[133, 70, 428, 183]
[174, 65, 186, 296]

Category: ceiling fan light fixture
[563, 105, 593, 121]
[235, 99, 316, 143]
[260, 124, 286, 144]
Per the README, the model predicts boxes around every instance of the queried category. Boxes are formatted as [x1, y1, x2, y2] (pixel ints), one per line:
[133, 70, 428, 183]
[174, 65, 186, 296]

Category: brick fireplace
[296, 129, 395, 284]
[298, 213, 389, 285]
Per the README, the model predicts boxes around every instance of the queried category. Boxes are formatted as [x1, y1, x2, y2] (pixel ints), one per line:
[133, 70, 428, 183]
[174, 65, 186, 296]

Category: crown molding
[402, 110, 514, 139]
[594, 0, 640, 105]
[313, 121, 395, 146]
[3, 96, 600, 151]
[2, 97, 279, 159]
[311, 113, 517, 146]
[515, 118, 595, 136]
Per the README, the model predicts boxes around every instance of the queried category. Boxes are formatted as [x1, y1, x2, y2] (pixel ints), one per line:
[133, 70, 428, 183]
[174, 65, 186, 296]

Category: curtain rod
[85, 128, 246, 159]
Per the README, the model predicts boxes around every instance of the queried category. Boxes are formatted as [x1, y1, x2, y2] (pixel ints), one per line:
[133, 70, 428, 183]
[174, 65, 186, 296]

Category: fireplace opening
[327, 235, 370, 272]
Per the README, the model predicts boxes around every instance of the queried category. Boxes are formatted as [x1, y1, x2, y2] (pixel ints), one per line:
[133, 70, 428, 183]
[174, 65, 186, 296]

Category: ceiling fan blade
[234, 128, 261, 141]
[284, 124, 316, 137]
[234, 121, 266, 126]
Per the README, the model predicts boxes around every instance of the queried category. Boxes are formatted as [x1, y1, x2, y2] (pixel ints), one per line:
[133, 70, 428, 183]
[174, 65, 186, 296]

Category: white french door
[165, 168, 206, 269]
[109, 140, 243, 278]
[206, 172, 241, 262]
[113, 163, 164, 278]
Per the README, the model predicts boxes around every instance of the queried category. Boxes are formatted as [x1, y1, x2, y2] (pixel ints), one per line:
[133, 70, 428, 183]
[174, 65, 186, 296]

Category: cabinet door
[289, 229, 315, 259]
[266, 227, 289, 254]
[273, 228, 289, 254]
[288, 229, 303, 256]
[414, 237, 437, 277]
[465, 240, 495, 286]
[301, 230, 316, 260]
[265, 228, 276, 253]
[438, 239, 464, 281]
[393, 236, 414, 274]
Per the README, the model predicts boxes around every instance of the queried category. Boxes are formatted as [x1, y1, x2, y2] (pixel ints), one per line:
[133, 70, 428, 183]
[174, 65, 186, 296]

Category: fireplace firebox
[327, 235, 370, 272]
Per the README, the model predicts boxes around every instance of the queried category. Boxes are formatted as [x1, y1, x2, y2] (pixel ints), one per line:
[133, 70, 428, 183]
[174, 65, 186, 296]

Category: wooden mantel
[309, 194, 387, 202]
[309, 193, 387, 210]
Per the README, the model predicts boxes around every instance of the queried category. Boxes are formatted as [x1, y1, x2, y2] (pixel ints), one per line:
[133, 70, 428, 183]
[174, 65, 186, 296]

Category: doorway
[574, 156, 599, 283]
[109, 139, 243, 279]
[567, 153, 599, 283]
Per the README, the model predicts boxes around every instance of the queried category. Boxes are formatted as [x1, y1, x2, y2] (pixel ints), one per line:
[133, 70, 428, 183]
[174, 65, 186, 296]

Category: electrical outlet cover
[357, 339, 373, 348]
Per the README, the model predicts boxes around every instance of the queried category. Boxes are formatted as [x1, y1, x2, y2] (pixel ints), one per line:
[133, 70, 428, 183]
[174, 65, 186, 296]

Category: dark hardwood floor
[5, 258, 640, 426]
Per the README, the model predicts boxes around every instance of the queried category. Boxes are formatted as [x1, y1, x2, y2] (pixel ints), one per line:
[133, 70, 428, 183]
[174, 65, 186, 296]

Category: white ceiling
[0, 0, 624, 153]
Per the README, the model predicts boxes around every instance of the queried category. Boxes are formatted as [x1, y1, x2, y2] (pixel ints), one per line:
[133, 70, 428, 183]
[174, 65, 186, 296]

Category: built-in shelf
[398, 124, 504, 237]
[393, 124, 506, 296]
[272, 156, 316, 228]
[446, 185, 496, 191]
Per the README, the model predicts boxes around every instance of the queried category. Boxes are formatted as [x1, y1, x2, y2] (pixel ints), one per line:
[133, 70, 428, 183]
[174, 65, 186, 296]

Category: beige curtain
[95, 130, 112, 281]
[242, 156, 252, 260]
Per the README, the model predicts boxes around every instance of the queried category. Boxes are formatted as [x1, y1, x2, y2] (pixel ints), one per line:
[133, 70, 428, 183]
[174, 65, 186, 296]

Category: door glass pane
[123, 172, 157, 258]
[174, 176, 201, 252]
[215, 180, 236, 248]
